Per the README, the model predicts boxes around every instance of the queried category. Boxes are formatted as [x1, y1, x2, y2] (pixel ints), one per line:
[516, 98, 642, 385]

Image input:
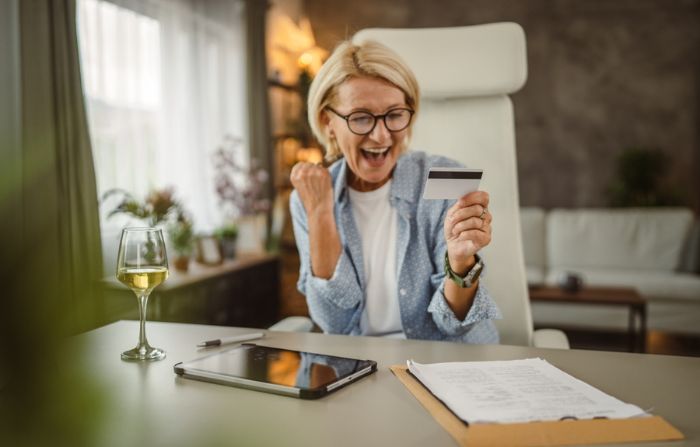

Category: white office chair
[352, 24, 568, 349]
[272, 23, 568, 348]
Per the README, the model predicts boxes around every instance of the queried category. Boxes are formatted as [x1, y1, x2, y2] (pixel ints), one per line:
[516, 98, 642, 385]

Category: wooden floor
[555, 327, 700, 357]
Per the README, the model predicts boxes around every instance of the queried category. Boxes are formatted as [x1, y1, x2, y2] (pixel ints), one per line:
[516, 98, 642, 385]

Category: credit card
[422, 167, 483, 200]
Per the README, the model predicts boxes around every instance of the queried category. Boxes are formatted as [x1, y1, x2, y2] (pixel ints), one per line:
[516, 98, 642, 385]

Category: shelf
[268, 79, 299, 92]
[103, 253, 281, 327]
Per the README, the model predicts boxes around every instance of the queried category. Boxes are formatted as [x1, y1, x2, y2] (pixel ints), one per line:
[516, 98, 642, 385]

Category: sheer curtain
[77, 0, 247, 273]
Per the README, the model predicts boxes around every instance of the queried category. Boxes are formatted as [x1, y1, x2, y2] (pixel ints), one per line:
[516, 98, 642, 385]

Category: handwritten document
[407, 358, 646, 424]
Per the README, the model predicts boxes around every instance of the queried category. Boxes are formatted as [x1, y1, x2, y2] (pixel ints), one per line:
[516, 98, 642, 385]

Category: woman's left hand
[443, 191, 492, 274]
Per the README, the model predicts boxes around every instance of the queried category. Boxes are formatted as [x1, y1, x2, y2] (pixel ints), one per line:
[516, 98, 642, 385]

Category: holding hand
[443, 191, 492, 275]
[290, 162, 335, 217]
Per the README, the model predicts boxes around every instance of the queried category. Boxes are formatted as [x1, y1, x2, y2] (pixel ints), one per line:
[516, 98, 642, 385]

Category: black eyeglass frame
[326, 107, 415, 136]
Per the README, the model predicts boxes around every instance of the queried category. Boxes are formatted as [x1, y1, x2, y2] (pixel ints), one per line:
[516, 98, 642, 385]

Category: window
[77, 0, 247, 273]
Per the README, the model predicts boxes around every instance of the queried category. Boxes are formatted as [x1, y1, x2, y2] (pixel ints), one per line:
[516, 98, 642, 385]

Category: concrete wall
[305, 0, 700, 210]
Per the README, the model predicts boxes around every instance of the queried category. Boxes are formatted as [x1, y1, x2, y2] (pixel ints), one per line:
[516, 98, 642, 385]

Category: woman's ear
[321, 110, 335, 138]
[320, 108, 331, 126]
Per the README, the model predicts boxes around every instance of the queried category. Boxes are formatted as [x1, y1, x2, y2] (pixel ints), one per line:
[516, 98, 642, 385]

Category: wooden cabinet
[103, 254, 281, 329]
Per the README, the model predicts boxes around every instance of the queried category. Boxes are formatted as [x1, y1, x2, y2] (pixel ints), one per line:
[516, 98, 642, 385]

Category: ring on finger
[479, 207, 488, 220]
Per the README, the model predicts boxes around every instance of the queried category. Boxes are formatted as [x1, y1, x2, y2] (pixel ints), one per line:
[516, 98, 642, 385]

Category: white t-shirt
[348, 180, 402, 336]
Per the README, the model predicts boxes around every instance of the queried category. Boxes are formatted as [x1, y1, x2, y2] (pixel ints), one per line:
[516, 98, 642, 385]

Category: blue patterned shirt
[290, 151, 501, 343]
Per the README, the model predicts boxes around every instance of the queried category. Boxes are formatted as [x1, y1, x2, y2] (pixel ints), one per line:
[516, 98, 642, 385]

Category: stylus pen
[197, 332, 265, 348]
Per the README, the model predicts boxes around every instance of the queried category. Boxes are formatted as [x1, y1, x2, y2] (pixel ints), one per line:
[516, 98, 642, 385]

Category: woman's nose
[367, 118, 391, 143]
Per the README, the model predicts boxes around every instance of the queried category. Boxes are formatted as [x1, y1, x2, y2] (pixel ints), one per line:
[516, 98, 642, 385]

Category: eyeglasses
[327, 107, 414, 136]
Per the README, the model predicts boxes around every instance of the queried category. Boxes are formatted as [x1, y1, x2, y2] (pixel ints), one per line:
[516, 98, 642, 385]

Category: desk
[529, 286, 647, 353]
[72, 321, 699, 447]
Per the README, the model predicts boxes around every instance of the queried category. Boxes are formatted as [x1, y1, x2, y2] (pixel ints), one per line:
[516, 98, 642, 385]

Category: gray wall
[306, 0, 700, 210]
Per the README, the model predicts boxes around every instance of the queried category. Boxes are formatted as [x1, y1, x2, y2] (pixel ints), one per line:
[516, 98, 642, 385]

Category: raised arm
[290, 162, 341, 278]
[289, 162, 363, 334]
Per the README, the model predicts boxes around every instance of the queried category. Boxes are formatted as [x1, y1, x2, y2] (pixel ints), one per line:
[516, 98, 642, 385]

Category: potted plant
[607, 147, 684, 207]
[103, 187, 196, 271]
[168, 215, 194, 272]
[214, 223, 239, 259]
[212, 135, 271, 254]
[104, 187, 182, 226]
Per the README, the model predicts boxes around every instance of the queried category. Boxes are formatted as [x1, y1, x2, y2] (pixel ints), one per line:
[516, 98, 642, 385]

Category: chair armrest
[533, 328, 570, 349]
[268, 316, 314, 332]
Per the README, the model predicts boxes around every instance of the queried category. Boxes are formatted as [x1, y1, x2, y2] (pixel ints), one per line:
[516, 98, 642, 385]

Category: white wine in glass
[117, 227, 169, 361]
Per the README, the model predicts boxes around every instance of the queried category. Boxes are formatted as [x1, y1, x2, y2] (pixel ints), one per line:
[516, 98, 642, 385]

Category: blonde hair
[307, 39, 420, 162]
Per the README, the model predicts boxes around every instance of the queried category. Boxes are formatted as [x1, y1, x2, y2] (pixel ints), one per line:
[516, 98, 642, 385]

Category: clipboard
[390, 365, 684, 447]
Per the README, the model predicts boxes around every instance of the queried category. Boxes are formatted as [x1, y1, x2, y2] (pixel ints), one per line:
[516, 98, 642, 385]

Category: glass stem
[137, 292, 150, 348]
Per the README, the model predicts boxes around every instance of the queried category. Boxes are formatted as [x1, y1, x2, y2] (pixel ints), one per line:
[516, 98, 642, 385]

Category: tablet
[174, 344, 377, 399]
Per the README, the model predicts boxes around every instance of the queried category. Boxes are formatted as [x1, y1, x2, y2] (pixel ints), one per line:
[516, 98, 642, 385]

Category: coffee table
[528, 286, 647, 352]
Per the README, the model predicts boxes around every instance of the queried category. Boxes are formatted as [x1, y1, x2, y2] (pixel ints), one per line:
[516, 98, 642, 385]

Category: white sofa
[521, 207, 700, 335]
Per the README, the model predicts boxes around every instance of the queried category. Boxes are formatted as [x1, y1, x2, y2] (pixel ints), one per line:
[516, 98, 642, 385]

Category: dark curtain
[2, 2, 107, 444]
[244, 0, 274, 235]
[19, 0, 103, 334]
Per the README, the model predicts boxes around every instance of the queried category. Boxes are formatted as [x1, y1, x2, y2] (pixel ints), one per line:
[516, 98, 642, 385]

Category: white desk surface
[74, 321, 700, 447]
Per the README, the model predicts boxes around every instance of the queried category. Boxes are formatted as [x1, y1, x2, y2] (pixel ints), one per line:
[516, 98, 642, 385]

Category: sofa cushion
[520, 207, 546, 271]
[526, 266, 546, 286]
[547, 208, 694, 272]
[545, 268, 700, 302]
[679, 219, 700, 274]
[532, 300, 700, 334]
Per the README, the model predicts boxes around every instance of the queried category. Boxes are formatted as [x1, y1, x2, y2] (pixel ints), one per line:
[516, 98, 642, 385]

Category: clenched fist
[290, 162, 335, 217]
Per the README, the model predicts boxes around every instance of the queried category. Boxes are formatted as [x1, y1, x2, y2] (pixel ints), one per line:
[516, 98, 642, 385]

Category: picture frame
[196, 235, 223, 265]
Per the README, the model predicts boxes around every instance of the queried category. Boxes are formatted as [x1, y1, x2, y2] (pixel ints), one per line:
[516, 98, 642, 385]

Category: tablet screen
[181, 344, 374, 391]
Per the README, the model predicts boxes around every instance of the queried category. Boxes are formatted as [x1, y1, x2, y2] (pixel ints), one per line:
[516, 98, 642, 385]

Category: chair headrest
[353, 23, 527, 99]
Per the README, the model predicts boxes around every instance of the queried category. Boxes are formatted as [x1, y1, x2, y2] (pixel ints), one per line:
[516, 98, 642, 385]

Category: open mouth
[360, 147, 390, 163]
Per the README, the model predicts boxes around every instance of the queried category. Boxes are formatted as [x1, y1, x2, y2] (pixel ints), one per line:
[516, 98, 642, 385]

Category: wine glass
[116, 227, 169, 361]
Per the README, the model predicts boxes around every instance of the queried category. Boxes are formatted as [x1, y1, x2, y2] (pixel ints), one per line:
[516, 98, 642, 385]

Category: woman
[289, 39, 500, 342]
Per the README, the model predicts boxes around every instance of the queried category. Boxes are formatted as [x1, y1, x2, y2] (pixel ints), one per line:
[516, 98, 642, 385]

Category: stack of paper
[407, 358, 646, 424]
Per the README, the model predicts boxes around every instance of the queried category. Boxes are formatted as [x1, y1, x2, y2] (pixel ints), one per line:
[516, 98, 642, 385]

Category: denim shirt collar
[331, 152, 421, 210]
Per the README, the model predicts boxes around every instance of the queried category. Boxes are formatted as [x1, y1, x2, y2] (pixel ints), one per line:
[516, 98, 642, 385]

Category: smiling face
[324, 76, 411, 192]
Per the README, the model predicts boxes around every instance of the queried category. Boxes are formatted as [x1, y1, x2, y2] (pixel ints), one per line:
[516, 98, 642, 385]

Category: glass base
[121, 345, 166, 361]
